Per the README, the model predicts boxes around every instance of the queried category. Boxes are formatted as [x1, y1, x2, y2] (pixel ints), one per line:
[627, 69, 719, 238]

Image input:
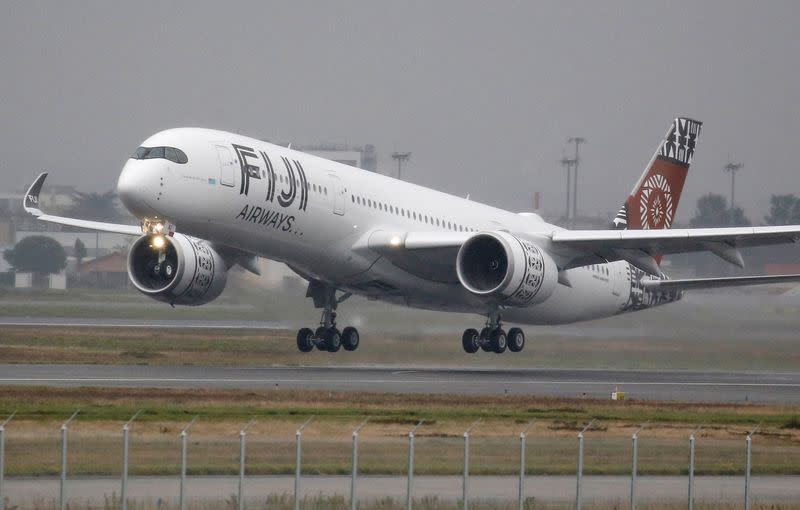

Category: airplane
[22, 117, 800, 354]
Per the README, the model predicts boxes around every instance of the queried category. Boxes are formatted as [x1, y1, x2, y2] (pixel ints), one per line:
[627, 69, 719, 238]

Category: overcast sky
[1, 1, 798, 224]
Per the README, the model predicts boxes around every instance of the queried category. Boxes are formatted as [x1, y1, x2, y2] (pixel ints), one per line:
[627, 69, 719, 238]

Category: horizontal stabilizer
[641, 274, 800, 291]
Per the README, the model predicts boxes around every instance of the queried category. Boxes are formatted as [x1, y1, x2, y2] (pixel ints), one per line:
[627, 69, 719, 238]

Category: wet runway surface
[1, 364, 799, 403]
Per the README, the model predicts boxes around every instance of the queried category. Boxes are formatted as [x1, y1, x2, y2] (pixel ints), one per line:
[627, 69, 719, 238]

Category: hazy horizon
[2, 1, 799, 224]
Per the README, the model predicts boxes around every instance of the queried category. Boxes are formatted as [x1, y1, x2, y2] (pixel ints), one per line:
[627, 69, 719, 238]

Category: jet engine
[127, 233, 228, 306]
[456, 231, 557, 307]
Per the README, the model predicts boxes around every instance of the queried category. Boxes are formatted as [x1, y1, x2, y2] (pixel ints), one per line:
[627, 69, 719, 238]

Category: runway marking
[0, 377, 798, 388]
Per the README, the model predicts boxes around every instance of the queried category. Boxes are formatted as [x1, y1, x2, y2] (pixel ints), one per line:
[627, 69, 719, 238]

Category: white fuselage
[118, 128, 671, 325]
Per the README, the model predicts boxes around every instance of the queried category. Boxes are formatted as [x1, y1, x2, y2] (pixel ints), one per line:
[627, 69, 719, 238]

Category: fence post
[294, 417, 314, 510]
[462, 420, 481, 510]
[407, 421, 424, 510]
[518, 421, 534, 510]
[0, 411, 16, 510]
[630, 423, 647, 510]
[745, 424, 760, 510]
[350, 418, 370, 510]
[575, 419, 595, 510]
[688, 434, 695, 510]
[59, 410, 79, 510]
[179, 416, 198, 510]
[238, 419, 255, 510]
[121, 411, 141, 510]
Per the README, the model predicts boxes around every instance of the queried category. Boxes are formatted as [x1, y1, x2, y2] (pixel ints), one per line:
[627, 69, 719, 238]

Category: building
[76, 250, 129, 288]
[291, 144, 378, 172]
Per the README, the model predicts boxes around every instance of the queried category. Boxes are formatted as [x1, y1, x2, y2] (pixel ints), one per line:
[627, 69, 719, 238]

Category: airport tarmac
[1, 364, 799, 403]
[4, 475, 799, 504]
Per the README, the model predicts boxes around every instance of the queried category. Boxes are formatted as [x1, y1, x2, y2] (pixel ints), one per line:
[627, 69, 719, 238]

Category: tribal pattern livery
[507, 238, 546, 306]
[611, 117, 702, 232]
[178, 237, 219, 302]
[617, 263, 680, 313]
[659, 118, 701, 165]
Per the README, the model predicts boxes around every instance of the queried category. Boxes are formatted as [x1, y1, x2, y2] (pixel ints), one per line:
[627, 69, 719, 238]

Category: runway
[1, 364, 799, 403]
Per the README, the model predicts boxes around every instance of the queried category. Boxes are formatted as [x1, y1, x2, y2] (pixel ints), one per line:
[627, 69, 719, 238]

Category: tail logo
[639, 173, 674, 229]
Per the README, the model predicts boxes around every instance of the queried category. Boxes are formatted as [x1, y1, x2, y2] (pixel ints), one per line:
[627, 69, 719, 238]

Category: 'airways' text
[235, 204, 294, 232]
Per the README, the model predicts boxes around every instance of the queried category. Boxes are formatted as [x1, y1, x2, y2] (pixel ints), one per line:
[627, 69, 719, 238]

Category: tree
[690, 193, 750, 228]
[74, 238, 87, 265]
[3, 236, 67, 274]
[765, 194, 800, 225]
[67, 190, 121, 222]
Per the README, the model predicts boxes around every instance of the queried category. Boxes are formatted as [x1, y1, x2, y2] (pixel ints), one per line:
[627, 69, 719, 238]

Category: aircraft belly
[504, 268, 623, 325]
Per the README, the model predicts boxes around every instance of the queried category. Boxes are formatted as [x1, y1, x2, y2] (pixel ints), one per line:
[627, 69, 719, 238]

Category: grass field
[1, 386, 799, 477]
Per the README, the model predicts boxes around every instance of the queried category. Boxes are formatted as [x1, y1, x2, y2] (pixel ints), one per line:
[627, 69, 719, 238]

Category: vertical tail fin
[612, 117, 702, 231]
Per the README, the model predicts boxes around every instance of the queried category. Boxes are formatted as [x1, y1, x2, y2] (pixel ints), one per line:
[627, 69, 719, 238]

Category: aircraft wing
[23, 172, 142, 235]
[552, 226, 800, 274]
[641, 274, 800, 290]
[362, 230, 470, 283]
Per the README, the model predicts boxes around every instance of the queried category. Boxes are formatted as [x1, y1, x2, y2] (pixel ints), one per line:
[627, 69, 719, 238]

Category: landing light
[390, 236, 402, 247]
[151, 235, 166, 249]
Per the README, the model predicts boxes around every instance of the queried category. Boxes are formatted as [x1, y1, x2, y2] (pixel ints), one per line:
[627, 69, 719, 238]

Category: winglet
[23, 172, 48, 216]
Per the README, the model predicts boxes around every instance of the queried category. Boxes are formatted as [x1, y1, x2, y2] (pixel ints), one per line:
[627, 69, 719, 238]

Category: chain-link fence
[1, 412, 798, 510]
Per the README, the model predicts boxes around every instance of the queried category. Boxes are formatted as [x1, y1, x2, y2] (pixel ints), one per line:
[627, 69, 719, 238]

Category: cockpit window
[131, 146, 188, 164]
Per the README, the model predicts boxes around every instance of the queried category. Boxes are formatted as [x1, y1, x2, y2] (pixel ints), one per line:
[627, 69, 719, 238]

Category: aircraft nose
[117, 159, 155, 217]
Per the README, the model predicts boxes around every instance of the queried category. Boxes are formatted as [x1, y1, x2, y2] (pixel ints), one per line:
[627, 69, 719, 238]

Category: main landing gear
[296, 281, 360, 353]
[461, 307, 525, 354]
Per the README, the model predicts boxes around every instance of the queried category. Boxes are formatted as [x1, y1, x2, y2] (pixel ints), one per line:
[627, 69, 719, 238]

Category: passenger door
[216, 146, 236, 187]
[329, 174, 345, 215]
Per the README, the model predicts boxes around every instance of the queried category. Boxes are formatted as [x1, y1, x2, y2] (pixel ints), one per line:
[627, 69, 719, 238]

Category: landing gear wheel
[342, 327, 360, 351]
[315, 326, 328, 340]
[461, 328, 480, 354]
[479, 327, 492, 352]
[490, 328, 507, 353]
[296, 328, 314, 353]
[507, 328, 525, 353]
[324, 328, 342, 352]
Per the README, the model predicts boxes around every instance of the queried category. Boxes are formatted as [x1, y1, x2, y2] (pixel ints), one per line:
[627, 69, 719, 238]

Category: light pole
[561, 156, 575, 222]
[724, 162, 743, 223]
[568, 137, 586, 220]
[392, 152, 411, 180]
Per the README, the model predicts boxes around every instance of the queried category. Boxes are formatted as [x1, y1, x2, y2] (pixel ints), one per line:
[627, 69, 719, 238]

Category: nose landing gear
[461, 308, 524, 354]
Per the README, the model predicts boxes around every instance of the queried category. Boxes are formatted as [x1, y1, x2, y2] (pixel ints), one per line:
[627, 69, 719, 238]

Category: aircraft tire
[490, 328, 507, 354]
[507, 327, 525, 352]
[325, 327, 342, 352]
[461, 328, 480, 353]
[342, 326, 360, 351]
[479, 327, 492, 352]
[296, 328, 315, 353]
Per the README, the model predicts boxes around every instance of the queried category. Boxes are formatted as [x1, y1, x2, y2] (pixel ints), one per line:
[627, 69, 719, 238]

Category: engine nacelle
[127, 233, 228, 306]
[456, 231, 557, 306]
